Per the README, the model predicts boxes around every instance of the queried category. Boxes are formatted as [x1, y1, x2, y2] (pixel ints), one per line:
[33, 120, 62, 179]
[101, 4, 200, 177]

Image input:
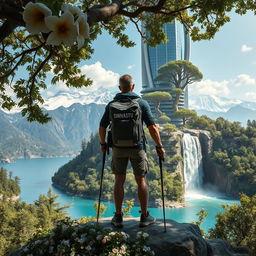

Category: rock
[207, 239, 249, 256]
[0, 157, 12, 163]
[97, 218, 248, 256]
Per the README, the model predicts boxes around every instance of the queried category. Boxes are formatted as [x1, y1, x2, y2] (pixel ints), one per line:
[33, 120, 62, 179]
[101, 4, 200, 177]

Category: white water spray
[182, 133, 203, 195]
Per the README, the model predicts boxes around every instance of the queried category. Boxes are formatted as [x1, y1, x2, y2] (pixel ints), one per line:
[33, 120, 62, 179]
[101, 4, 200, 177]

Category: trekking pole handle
[156, 146, 165, 162]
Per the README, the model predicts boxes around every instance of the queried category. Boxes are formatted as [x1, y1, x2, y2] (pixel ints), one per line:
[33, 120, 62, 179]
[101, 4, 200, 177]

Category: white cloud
[233, 74, 256, 87]
[46, 91, 54, 97]
[241, 44, 253, 52]
[54, 62, 119, 92]
[127, 64, 135, 70]
[80, 61, 119, 90]
[190, 74, 256, 101]
[56, 81, 70, 91]
[245, 92, 256, 101]
[190, 79, 230, 97]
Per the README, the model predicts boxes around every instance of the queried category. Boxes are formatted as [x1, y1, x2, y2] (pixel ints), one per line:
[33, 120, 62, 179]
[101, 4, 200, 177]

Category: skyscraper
[141, 21, 190, 121]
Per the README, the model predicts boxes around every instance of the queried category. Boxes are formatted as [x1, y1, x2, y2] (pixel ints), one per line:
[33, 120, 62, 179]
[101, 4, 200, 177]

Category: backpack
[109, 98, 143, 147]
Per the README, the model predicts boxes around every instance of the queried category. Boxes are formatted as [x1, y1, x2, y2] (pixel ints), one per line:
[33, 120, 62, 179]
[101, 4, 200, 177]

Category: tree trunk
[173, 91, 182, 113]
[155, 102, 162, 118]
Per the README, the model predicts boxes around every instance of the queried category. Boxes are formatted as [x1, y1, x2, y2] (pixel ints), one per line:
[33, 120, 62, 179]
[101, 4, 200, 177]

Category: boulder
[98, 218, 248, 256]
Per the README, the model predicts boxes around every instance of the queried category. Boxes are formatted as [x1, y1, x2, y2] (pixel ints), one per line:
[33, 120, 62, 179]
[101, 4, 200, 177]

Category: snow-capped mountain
[189, 95, 256, 112]
[43, 88, 117, 110]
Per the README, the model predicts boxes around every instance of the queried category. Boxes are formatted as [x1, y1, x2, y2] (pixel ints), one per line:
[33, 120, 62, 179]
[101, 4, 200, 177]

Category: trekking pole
[96, 150, 106, 224]
[159, 156, 167, 232]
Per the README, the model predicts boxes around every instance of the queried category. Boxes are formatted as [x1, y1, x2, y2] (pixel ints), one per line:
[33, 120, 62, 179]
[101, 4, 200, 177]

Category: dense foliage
[52, 132, 184, 204]
[207, 194, 256, 255]
[0, 167, 20, 198]
[0, 168, 68, 255]
[1, 1, 256, 122]
[187, 116, 256, 196]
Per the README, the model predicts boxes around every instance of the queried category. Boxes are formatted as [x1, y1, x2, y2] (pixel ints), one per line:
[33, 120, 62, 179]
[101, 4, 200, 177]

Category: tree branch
[0, 43, 45, 79]
[87, 0, 125, 24]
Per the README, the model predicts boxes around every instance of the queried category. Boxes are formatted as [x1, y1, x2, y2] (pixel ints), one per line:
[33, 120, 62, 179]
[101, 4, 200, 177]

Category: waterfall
[182, 133, 203, 192]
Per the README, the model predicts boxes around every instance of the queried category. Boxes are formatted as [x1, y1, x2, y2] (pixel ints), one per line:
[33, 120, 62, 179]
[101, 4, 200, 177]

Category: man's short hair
[119, 74, 134, 91]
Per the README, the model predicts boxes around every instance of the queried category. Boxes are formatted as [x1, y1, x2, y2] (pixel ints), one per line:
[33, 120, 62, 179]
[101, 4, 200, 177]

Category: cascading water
[182, 133, 203, 193]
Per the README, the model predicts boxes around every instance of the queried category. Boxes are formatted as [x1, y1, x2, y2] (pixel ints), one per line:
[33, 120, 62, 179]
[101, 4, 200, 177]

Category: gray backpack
[109, 98, 143, 147]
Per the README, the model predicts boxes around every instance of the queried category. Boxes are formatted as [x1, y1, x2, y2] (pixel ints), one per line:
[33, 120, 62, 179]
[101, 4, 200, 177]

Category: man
[99, 74, 165, 228]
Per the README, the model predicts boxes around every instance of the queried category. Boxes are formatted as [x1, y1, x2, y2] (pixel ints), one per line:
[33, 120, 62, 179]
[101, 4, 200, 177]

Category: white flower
[45, 12, 77, 46]
[136, 231, 149, 239]
[121, 231, 129, 240]
[96, 234, 103, 240]
[75, 14, 89, 49]
[61, 3, 82, 17]
[62, 240, 70, 246]
[143, 246, 151, 252]
[85, 245, 92, 251]
[23, 2, 52, 34]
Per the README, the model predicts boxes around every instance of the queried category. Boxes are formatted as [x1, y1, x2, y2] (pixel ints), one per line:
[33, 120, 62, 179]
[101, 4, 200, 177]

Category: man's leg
[135, 175, 148, 215]
[114, 174, 126, 214]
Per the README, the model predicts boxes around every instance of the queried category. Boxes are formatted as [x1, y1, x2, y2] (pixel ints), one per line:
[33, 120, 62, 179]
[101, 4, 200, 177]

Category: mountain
[0, 103, 106, 159]
[189, 95, 256, 125]
[43, 88, 117, 110]
[0, 88, 118, 159]
[196, 106, 256, 126]
[189, 95, 256, 112]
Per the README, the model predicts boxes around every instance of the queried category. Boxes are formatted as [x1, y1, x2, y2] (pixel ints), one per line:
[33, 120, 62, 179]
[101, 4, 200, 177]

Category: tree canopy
[1, 0, 255, 122]
[155, 60, 202, 112]
[173, 109, 197, 125]
[155, 60, 203, 89]
[142, 91, 171, 117]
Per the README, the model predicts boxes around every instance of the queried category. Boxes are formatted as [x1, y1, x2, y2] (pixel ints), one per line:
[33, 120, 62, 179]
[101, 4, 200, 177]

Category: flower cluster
[19, 218, 155, 256]
[22, 2, 89, 49]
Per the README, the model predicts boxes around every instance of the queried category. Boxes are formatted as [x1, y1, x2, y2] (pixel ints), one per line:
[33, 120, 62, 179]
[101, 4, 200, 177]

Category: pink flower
[101, 238, 107, 244]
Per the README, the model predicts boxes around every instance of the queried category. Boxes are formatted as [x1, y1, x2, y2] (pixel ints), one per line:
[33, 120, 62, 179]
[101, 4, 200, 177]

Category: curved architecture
[141, 21, 191, 123]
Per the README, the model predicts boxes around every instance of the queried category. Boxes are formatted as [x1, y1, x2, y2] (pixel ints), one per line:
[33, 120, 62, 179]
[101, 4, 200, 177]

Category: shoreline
[0, 155, 76, 164]
[52, 184, 190, 209]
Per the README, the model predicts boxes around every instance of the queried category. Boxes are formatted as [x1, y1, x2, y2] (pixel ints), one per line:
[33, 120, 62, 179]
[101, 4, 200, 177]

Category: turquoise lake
[0, 157, 238, 231]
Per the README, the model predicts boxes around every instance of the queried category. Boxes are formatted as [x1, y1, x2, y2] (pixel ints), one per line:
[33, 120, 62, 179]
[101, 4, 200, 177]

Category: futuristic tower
[141, 21, 191, 120]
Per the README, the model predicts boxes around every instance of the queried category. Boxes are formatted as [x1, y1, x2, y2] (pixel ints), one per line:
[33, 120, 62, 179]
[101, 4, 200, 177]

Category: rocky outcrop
[11, 218, 249, 256]
[98, 218, 248, 256]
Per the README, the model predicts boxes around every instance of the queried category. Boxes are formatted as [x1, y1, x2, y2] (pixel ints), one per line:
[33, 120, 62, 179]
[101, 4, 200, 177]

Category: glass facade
[141, 21, 190, 122]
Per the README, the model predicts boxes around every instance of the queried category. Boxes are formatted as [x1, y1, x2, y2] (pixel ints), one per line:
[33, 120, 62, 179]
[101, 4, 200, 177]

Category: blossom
[23, 2, 52, 34]
[76, 14, 90, 49]
[45, 12, 77, 46]
[85, 245, 92, 251]
[61, 3, 82, 17]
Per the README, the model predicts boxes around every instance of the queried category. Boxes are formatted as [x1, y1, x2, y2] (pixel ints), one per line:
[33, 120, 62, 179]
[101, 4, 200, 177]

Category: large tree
[0, 0, 255, 122]
[155, 60, 203, 112]
[173, 109, 197, 125]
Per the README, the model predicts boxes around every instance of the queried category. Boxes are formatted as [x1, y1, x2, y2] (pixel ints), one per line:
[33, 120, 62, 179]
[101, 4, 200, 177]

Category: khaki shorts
[111, 147, 149, 176]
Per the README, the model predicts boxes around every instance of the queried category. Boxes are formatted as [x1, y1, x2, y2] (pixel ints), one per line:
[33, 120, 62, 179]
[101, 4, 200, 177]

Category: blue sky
[47, 11, 256, 102]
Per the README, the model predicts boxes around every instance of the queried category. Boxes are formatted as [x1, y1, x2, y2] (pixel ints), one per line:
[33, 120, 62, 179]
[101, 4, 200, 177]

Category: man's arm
[99, 126, 107, 152]
[99, 104, 110, 153]
[148, 124, 162, 147]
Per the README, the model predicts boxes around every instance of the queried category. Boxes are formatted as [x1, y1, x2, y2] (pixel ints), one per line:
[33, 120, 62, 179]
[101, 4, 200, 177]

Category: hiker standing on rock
[99, 74, 165, 228]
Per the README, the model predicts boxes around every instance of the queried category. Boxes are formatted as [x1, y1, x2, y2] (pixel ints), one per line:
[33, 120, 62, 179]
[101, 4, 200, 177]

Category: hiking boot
[111, 213, 123, 228]
[139, 211, 156, 227]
